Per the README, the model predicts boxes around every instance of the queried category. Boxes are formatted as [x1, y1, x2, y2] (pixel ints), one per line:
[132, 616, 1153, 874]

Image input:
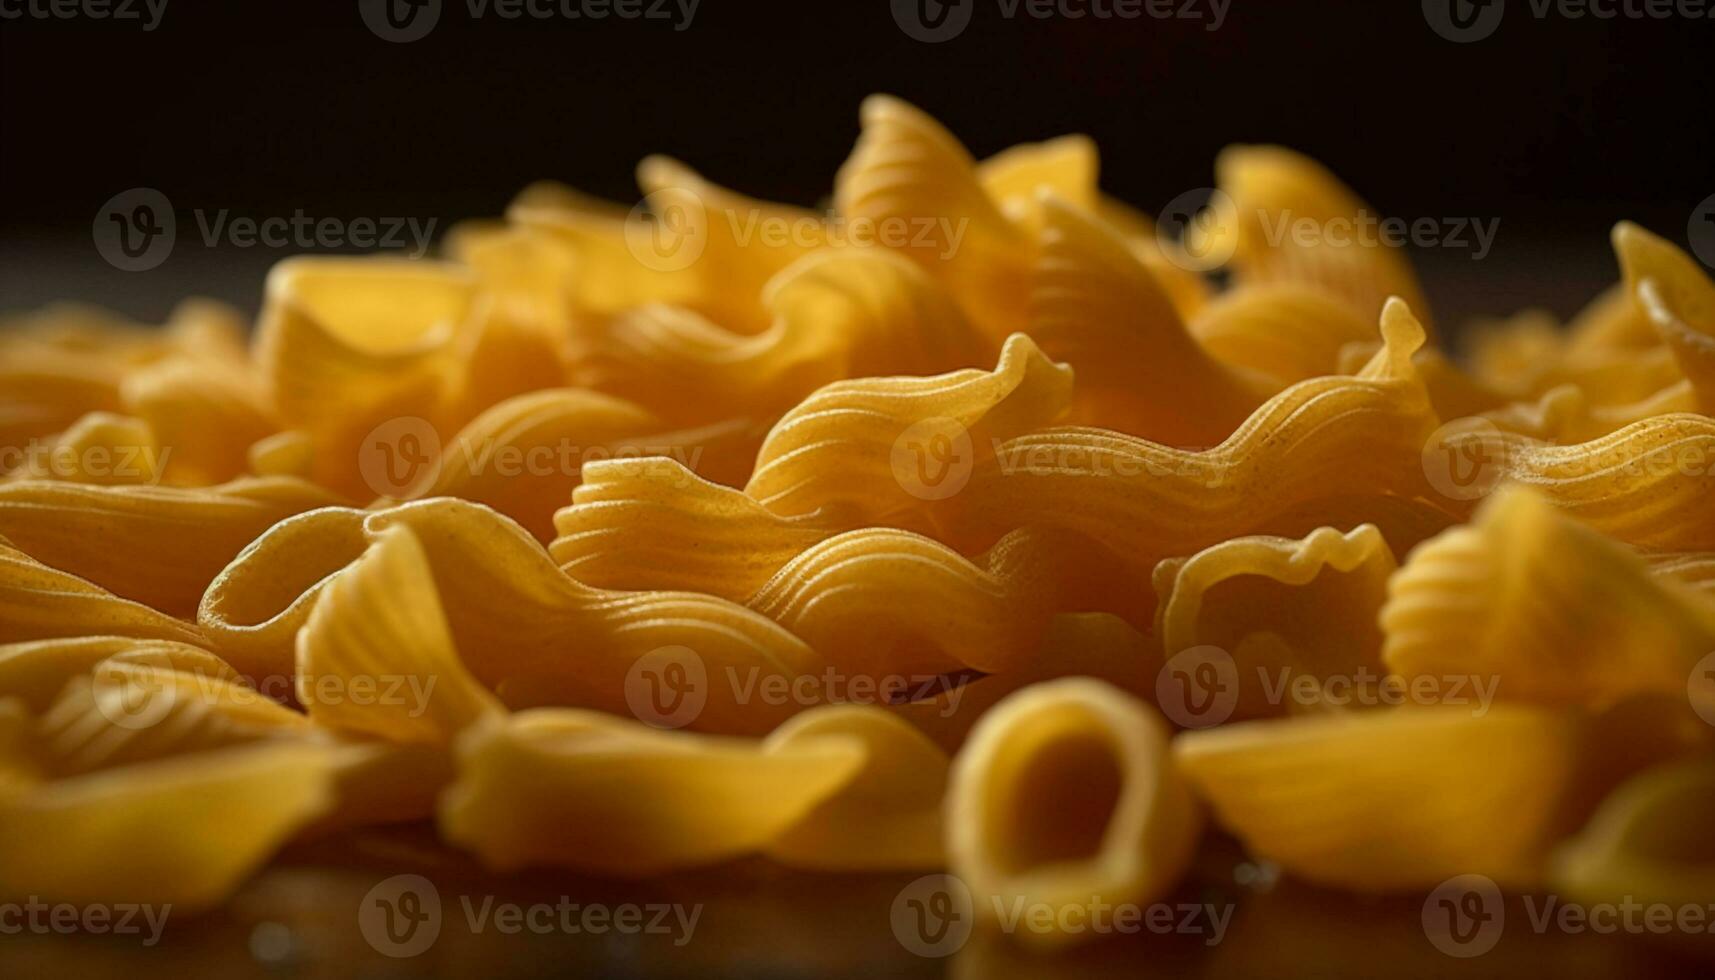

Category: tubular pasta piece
[763, 705, 949, 871]
[1153, 524, 1396, 719]
[439, 708, 865, 876]
[947, 678, 1200, 950]
[1174, 706, 1578, 890]
[1382, 487, 1715, 708]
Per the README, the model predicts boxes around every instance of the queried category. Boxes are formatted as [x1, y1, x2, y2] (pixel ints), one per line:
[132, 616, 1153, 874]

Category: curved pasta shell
[763, 705, 949, 870]
[1619, 222, 1715, 413]
[1174, 706, 1579, 890]
[955, 298, 1436, 574]
[0, 477, 340, 617]
[295, 524, 505, 744]
[120, 357, 276, 486]
[1029, 195, 1275, 442]
[1188, 282, 1380, 387]
[1382, 487, 1715, 708]
[835, 95, 1031, 339]
[0, 637, 218, 713]
[747, 332, 1073, 528]
[977, 133, 1099, 235]
[1153, 524, 1396, 719]
[439, 708, 865, 876]
[2, 412, 162, 485]
[0, 742, 334, 910]
[946, 679, 1201, 949]
[0, 538, 203, 646]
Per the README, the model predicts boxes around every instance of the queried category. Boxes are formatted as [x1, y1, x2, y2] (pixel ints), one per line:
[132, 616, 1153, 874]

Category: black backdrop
[3, 0, 1711, 327]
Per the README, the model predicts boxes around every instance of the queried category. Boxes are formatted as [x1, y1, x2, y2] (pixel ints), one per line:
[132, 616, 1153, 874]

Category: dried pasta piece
[0, 538, 204, 646]
[296, 524, 505, 744]
[835, 95, 1032, 339]
[507, 181, 697, 318]
[120, 357, 276, 486]
[952, 299, 1436, 574]
[1382, 487, 1715, 708]
[977, 133, 1098, 235]
[1188, 282, 1380, 387]
[0, 637, 215, 712]
[439, 708, 865, 876]
[197, 506, 369, 680]
[746, 333, 1073, 530]
[1552, 760, 1715, 918]
[552, 457, 831, 599]
[946, 679, 1201, 949]
[568, 249, 994, 426]
[255, 257, 473, 498]
[0, 742, 334, 910]
[1644, 550, 1715, 594]
[1174, 706, 1578, 890]
[1, 412, 162, 485]
[1152, 525, 1396, 719]
[1028, 195, 1276, 442]
[747, 526, 1140, 678]
[763, 705, 949, 870]
[1619, 222, 1715, 413]
[0, 477, 340, 617]
[35, 653, 312, 777]
[421, 387, 764, 541]
[1200, 145, 1431, 334]
[1566, 280, 1658, 355]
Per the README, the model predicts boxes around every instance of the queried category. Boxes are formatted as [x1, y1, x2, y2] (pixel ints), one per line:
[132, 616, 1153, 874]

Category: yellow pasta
[946, 679, 1201, 949]
[1553, 760, 1715, 918]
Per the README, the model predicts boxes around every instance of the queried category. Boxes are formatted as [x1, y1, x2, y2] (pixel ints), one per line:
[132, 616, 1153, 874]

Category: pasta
[0, 94, 1708, 958]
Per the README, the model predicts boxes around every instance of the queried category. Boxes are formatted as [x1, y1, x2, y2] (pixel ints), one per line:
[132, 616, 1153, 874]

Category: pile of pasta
[3, 95, 1713, 950]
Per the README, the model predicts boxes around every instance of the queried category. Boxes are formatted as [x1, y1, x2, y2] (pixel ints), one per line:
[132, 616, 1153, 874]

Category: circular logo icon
[1156, 188, 1238, 273]
[1154, 645, 1239, 729]
[891, 0, 973, 43]
[360, 0, 441, 42]
[1422, 417, 1511, 502]
[358, 416, 443, 500]
[92, 666, 179, 731]
[1689, 194, 1715, 270]
[93, 188, 175, 272]
[890, 873, 974, 957]
[624, 645, 708, 729]
[891, 417, 974, 501]
[1422, 874, 1504, 958]
[625, 189, 708, 273]
[1688, 651, 1715, 727]
[1423, 0, 1505, 43]
[359, 874, 442, 958]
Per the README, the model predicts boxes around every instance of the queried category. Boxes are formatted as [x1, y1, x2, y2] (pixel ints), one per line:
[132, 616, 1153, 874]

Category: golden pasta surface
[1, 96, 1711, 959]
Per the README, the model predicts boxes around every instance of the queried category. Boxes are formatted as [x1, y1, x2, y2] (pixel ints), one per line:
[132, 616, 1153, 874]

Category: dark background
[2, 0, 1712, 333]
